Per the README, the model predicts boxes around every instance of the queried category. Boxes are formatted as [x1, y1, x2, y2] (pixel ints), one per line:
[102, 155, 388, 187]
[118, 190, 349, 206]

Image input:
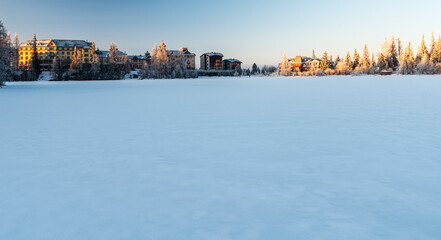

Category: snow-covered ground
[1, 76, 441, 240]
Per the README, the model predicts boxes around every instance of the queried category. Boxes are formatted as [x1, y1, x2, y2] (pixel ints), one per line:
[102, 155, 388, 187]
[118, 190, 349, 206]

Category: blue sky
[1, 0, 440, 67]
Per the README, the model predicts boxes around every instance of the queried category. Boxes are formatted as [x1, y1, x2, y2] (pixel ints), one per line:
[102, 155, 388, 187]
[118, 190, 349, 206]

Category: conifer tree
[429, 32, 436, 58]
[312, 49, 316, 59]
[251, 63, 259, 75]
[398, 42, 415, 74]
[14, 32, 19, 48]
[397, 38, 403, 63]
[362, 44, 370, 67]
[0, 20, 13, 85]
[430, 35, 441, 63]
[345, 52, 352, 68]
[319, 51, 330, 70]
[371, 53, 376, 68]
[416, 35, 429, 63]
[352, 49, 360, 69]
[377, 53, 388, 70]
[388, 36, 399, 70]
[29, 34, 41, 80]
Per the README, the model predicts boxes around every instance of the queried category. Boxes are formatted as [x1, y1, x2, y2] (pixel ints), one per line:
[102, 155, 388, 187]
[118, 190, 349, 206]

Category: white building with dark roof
[167, 48, 196, 70]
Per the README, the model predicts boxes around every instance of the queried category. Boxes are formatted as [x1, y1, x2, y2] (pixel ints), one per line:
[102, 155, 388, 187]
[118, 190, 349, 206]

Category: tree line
[279, 34, 441, 76]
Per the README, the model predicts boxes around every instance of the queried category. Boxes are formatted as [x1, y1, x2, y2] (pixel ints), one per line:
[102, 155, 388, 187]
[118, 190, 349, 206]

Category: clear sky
[1, 0, 440, 67]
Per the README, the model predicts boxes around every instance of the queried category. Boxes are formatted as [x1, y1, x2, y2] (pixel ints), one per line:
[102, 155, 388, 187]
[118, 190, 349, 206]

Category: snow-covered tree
[279, 52, 291, 76]
[430, 35, 441, 63]
[0, 20, 13, 85]
[397, 38, 403, 62]
[155, 41, 169, 77]
[108, 42, 118, 64]
[352, 49, 360, 69]
[234, 64, 242, 76]
[416, 53, 437, 74]
[416, 35, 429, 63]
[335, 61, 351, 75]
[251, 63, 259, 75]
[345, 52, 352, 69]
[429, 32, 436, 58]
[361, 44, 370, 67]
[398, 42, 415, 75]
[312, 49, 316, 59]
[388, 37, 399, 70]
[377, 53, 388, 70]
[371, 53, 376, 68]
[319, 51, 330, 70]
[70, 45, 82, 69]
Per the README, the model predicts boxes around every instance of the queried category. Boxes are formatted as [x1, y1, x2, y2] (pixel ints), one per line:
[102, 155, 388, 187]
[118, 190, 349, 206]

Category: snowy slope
[1, 76, 441, 240]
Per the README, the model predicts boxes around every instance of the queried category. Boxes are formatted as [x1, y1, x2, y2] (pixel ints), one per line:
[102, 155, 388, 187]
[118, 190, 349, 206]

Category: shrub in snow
[416, 54, 437, 75]
[335, 62, 351, 75]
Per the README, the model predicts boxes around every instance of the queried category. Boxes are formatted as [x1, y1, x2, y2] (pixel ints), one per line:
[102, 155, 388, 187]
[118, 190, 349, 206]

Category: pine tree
[335, 55, 341, 63]
[362, 44, 370, 67]
[251, 63, 258, 75]
[280, 52, 291, 76]
[397, 38, 403, 63]
[319, 51, 330, 70]
[378, 53, 388, 70]
[430, 35, 441, 63]
[345, 52, 352, 68]
[14, 32, 19, 49]
[312, 49, 316, 59]
[371, 53, 376, 68]
[388, 36, 399, 70]
[29, 34, 41, 80]
[352, 49, 360, 69]
[0, 20, 13, 85]
[416, 35, 429, 63]
[399, 42, 415, 75]
[429, 32, 436, 58]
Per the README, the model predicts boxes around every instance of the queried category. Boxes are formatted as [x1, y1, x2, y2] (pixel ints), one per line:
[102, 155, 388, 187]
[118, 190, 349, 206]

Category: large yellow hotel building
[18, 39, 95, 70]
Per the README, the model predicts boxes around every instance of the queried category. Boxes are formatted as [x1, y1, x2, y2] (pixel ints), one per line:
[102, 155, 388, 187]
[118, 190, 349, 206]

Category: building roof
[202, 52, 224, 57]
[20, 39, 93, 48]
[128, 55, 148, 60]
[96, 50, 127, 58]
[223, 58, 242, 63]
[167, 48, 196, 57]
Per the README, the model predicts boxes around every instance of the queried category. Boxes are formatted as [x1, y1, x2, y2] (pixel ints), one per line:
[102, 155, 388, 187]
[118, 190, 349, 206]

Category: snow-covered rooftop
[167, 48, 196, 57]
[202, 52, 224, 57]
[223, 59, 242, 63]
[20, 39, 93, 48]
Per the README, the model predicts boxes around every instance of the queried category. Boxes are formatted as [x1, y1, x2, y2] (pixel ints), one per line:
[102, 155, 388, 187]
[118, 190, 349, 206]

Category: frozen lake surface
[1, 76, 441, 239]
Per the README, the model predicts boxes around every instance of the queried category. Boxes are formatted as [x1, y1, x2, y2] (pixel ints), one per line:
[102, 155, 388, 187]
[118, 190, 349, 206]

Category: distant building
[222, 59, 242, 71]
[200, 52, 224, 70]
[128, 54, 150, 69]
[18, 39, 95, 70]
[279, 56, 323, 73]
[167, 48, 196, 70]
[96, 49, 128, 64]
